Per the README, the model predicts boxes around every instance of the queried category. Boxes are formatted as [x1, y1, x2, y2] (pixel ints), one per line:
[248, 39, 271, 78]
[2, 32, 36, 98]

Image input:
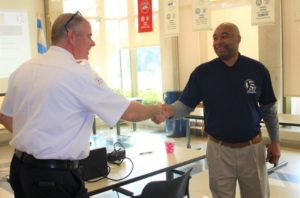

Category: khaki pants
[206, 139, 269, 198]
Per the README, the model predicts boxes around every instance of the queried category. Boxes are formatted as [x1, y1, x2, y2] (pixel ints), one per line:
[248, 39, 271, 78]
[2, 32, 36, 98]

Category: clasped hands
[151, 104, 174, 124]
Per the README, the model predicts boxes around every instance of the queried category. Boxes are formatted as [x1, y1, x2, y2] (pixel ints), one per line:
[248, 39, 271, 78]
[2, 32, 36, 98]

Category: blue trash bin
[163, 91, 187, 137]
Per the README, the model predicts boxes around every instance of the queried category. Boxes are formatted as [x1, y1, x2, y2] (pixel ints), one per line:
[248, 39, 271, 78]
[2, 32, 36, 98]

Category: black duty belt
[14, 149, 79, 169]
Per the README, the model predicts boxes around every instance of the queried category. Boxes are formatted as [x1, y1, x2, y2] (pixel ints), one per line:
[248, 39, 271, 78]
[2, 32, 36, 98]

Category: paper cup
[165, 139, 175, 154]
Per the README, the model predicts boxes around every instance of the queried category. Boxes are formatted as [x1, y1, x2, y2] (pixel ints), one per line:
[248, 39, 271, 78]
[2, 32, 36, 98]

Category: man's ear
[67, 30, 77, 45]
[238, 35, 241, 44]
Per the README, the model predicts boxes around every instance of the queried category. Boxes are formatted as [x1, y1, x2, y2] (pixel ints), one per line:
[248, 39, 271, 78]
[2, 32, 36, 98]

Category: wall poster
[192, 0, 211, 31]
[251, 0, 275, 25]
[164, 0, 179, 37]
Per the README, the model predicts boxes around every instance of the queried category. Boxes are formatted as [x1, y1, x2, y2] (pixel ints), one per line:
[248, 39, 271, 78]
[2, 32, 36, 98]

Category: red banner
[138, 0, 153, 33]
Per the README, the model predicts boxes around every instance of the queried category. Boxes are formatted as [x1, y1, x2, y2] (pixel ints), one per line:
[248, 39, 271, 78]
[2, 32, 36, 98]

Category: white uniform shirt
[0, 46, 130, 160]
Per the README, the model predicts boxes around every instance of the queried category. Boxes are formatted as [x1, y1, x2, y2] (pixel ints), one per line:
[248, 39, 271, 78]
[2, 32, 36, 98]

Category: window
[291, 97, 300, 114]
[119, 48, 132, 96]
[136, 46, 162, 104]
[62, 0, 161, 103]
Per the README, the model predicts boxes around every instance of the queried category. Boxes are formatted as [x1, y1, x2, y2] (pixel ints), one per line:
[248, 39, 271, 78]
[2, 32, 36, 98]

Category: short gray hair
[51, 12, 86, 44]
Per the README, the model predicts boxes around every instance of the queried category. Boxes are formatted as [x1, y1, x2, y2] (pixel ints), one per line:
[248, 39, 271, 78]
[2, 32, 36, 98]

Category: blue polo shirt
[179, 55, 277, 143]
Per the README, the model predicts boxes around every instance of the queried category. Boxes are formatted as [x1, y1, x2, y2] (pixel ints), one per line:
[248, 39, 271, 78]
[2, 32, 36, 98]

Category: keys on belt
[14, 149, 79, 169]
[209, 133, 262, 148]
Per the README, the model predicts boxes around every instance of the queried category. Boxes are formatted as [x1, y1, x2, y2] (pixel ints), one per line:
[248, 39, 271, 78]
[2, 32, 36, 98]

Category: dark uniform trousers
[9, 152, 89, 198]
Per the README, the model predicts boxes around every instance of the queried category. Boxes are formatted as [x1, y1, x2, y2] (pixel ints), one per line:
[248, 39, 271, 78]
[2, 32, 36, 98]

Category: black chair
[114, 168, 193, 198]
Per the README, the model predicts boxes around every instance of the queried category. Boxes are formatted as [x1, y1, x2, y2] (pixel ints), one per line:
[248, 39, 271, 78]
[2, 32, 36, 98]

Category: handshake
[151, 104, 174, 124]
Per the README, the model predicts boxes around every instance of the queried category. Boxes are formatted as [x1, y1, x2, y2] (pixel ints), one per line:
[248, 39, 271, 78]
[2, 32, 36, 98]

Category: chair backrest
[140, 168, 192, 198]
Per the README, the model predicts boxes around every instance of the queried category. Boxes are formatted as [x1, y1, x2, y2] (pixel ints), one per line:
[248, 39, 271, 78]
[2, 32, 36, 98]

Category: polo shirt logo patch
[244, 79, 256, 94]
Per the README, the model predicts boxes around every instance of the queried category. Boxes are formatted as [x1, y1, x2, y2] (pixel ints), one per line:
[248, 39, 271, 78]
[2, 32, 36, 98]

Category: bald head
[215, 23, 240, 38]
[213, 22, 241, 66]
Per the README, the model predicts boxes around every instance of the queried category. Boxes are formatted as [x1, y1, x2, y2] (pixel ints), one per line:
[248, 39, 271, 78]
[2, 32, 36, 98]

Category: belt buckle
[73, 161, 79, 168]
[66, 160, 78, 169]
[250, 134, 261, 145]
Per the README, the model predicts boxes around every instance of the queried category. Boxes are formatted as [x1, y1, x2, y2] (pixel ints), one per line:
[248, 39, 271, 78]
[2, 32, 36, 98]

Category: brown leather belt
[14, 149, 79, 169]
[209, 133, 262, 148]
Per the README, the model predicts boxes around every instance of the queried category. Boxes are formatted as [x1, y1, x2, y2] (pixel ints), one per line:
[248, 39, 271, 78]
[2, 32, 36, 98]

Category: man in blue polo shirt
[154, 22, 280, 198]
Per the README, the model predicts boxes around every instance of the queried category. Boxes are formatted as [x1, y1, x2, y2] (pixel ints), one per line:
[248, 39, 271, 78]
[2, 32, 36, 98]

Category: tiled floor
[1, 125, 300, 198]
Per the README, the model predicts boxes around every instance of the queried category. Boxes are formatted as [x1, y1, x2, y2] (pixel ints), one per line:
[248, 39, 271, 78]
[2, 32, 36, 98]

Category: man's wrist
[270, 140, 280, 144]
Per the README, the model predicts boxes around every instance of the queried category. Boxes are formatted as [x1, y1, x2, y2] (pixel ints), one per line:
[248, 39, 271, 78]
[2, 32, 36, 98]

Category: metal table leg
[116, 121, 121, 136]
[93, 117, 96, 134]
[132, 122, 136, 131]
[186, 118, 191, 148]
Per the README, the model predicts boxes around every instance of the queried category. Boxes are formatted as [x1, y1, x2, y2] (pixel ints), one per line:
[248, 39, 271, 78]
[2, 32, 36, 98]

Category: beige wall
[282, 0, 300, 97]
[0, 97, 4, 129]
[178, 4, 202, 90]
[258, 0, 283, 112]
[159, 1, 180, 92]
